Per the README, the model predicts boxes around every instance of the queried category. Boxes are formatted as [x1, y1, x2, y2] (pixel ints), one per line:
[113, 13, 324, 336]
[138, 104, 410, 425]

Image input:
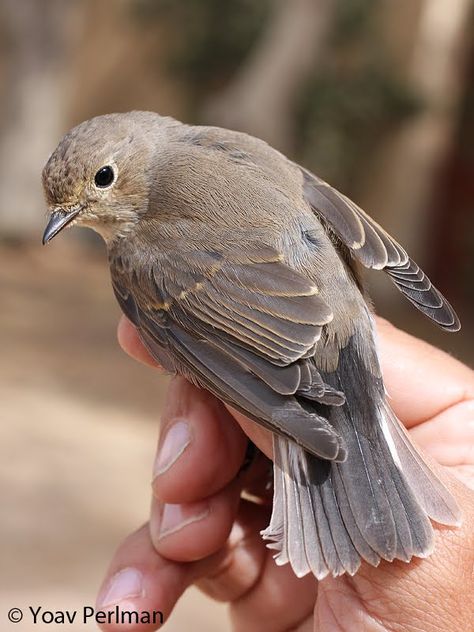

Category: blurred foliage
[296, 66, 420, 189]
[133, 0, 422, 190]
[296, 0, 422, 189]
[453, 56, 474, 303]
[132, 0, 271, 104]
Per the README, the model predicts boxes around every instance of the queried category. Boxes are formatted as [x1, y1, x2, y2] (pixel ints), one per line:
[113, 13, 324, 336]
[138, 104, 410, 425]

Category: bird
[42, 111, 462, 579]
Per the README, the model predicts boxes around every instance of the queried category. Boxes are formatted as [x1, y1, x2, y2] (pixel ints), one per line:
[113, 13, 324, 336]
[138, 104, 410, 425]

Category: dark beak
[42, 206, 82, 245]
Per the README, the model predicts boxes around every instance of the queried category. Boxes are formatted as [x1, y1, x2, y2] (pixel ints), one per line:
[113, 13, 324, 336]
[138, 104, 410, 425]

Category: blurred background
[0, 0, 473, 630]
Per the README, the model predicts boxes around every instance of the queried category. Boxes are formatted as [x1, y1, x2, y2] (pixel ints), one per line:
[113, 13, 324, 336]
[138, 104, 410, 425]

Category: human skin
[95, 316, 474, 632]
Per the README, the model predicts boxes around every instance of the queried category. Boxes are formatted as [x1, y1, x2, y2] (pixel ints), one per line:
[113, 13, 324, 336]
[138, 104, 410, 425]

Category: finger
[151, 378, 269, 562]
[96, 524, 187, 632]
[94, 505, 272, 629]
[96, 505, 316, 632]
[410, 398, 474, 470]
[229, 550, 317, 632]
[376, 317, 474, 428]
[153, 377, 248, 503]
[227, 408, 275, 461]
[117, 316, 159, 368]
[194, 500, 270, 602]
[197, 502, 319, 631]
[150, 479, 242, 562]
[154, 401, 317, 632]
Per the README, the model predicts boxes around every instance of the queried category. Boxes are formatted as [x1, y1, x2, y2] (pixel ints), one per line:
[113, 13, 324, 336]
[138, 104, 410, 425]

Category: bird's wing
[302, 168, 460, 331]
[111, 245, 346, 461]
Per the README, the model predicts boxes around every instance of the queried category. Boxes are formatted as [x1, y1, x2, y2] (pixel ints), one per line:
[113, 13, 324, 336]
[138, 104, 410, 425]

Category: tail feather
[331, 464, 381, 567]
[374, 420, 434, 560]
[263, 415, 442, 577]
[263, 437, 351, 578]
[333, 411, 398, 560]
[313, 459, 361, 575]
[284, 443, 311, 576]
[262, 333, 460, 579]
[384, 405, 462, 526]
[264, 437, 287, 559]
[295, 442, 349, 577]
[301, 467, 340, 577]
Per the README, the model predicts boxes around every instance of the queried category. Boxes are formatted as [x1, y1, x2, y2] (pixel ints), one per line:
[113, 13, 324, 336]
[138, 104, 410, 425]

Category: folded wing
[111, 245, 347, 461]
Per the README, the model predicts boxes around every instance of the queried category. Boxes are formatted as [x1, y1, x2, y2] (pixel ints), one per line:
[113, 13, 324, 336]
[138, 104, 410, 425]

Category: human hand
[95, 317, 474, 631]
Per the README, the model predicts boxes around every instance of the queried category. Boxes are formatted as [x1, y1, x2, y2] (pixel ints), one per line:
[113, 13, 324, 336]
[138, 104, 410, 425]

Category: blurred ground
[0, 240, 229, 631]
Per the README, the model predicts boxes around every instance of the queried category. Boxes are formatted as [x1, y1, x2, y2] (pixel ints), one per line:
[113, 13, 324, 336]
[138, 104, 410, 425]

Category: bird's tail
[261, 335, 461, 579]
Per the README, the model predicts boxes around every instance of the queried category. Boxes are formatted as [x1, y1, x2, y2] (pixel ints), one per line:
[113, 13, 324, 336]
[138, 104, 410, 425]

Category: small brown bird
[42, 111, 461, 579]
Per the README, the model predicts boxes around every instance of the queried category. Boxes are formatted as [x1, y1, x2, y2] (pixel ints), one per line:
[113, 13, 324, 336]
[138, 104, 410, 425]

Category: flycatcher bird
[42, 111, 461, 579]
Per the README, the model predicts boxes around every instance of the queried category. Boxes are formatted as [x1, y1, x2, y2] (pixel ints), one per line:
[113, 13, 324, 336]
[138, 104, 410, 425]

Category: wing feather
[302, 169, 460, 331]
[111, 245, 347, 461]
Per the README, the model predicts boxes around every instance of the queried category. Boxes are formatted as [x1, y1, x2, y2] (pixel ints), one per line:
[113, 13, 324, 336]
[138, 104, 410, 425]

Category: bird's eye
[94, 165, 115, 188]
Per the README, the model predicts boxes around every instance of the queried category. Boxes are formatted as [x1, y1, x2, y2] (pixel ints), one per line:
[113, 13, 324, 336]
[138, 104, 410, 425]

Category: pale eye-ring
[94, 165, 115, 188]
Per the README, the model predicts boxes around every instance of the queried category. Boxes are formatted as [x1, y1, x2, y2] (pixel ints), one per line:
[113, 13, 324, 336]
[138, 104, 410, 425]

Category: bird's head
[42, 111, 170, 244]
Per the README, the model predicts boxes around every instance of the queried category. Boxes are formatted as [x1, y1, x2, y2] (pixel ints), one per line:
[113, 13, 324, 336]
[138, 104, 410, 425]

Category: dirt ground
[0, 239, 229, 631]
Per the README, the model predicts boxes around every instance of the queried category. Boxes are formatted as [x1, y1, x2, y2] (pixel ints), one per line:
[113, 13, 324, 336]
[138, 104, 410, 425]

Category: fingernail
[154, 420, 191, 477]
[98, 568, 144, 608]
[159, 502, 210, 539]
